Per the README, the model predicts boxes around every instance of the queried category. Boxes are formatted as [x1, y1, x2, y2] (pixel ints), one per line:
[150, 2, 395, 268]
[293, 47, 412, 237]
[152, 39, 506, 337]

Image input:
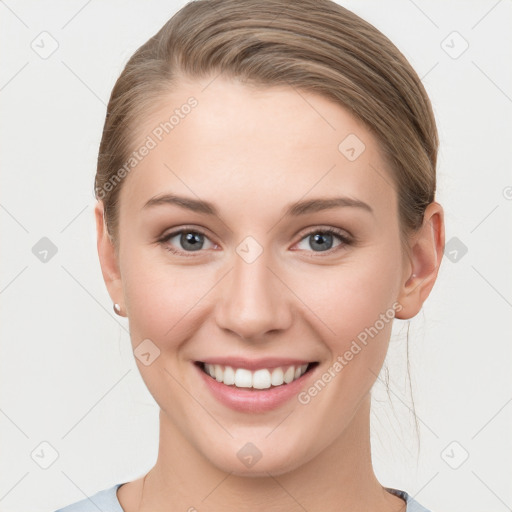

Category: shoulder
[53, 483, 125, 512]
[386, 487, 433, 512]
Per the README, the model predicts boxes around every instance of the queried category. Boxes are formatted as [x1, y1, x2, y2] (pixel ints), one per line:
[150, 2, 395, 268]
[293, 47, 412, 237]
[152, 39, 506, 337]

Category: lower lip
[195, 363, 316, 413]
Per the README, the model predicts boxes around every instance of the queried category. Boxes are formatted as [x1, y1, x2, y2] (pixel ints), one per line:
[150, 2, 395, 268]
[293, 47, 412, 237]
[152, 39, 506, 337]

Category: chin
[201, 439, 309, 477]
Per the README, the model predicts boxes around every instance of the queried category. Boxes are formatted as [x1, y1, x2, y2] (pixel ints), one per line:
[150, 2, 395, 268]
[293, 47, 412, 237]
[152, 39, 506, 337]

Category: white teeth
[283, 366, 295, 384]
[271, 367, 284, 386]
[205, 363, 215, 378]
[202, 363, 309, 389]
[252, 369, 271, 389]
[234, 368, 253, 388]
[294, 365, 308, 379]
[223, 365, 235, 385]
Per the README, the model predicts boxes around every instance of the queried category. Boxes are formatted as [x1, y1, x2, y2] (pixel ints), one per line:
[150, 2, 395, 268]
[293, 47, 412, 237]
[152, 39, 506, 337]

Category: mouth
[195, 361, 319, 391]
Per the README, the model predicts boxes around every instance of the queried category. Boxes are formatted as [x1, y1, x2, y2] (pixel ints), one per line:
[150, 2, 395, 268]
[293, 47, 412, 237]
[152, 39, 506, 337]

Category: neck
[133, 394, 405, 512]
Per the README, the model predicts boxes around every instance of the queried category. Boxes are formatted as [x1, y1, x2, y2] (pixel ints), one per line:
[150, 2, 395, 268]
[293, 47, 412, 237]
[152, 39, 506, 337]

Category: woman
[56, 0, 444, 510]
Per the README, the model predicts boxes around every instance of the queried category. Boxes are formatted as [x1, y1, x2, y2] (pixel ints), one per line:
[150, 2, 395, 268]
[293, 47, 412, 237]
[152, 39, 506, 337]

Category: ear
[395, 201, 445, 320]
[94, 201, 125, 316]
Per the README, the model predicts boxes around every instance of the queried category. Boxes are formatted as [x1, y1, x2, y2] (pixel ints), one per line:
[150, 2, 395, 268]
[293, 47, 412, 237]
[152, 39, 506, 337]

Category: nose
[214, 247, 293, 341]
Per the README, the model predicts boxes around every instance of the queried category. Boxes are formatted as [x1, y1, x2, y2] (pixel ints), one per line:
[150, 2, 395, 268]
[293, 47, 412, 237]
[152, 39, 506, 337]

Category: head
[95, 0, 444, 476]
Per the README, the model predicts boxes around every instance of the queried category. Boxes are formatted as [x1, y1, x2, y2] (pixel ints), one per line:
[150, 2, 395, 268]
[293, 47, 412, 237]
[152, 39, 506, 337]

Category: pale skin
[95, 77, 444, 512]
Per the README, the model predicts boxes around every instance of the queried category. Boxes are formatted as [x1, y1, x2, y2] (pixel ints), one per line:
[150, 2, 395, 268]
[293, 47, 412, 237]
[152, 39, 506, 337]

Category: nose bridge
[215, 240, 292, 340]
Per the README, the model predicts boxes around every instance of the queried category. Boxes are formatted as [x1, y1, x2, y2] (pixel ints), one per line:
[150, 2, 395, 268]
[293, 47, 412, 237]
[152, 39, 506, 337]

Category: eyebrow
[143, 193, 373, 216]
[144, 194, 217, 215]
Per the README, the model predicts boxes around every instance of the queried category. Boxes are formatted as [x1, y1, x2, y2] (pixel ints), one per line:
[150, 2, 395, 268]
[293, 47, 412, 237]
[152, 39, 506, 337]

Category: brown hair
[95, 0, 437, 250]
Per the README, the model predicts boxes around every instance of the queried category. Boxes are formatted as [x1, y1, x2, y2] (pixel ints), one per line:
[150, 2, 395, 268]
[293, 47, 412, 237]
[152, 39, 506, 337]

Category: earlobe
[395, 201, 445, 320]
[94, 201, 125, 314]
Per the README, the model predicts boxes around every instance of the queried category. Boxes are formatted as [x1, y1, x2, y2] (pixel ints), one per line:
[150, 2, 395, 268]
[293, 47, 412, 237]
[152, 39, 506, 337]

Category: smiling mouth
[195, 361, 318, 390]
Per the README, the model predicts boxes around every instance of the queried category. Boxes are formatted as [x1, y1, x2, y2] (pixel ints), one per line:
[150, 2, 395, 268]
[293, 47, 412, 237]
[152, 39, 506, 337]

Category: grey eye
[296, 230, 346, 252]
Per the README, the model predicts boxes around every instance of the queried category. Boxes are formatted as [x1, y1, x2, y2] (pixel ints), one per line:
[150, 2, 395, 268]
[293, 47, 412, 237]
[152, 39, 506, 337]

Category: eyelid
[295, 225, 353, 243]
[158, 225, 215, 242]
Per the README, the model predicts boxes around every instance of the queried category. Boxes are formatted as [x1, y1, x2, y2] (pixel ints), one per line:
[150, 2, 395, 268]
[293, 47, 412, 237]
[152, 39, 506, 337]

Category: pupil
[311, 232, 332, 251]
[182, 232, 203, 251]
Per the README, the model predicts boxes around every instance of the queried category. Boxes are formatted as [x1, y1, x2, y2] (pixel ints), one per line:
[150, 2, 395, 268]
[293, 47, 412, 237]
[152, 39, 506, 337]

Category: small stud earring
[113, 303, 123, 316]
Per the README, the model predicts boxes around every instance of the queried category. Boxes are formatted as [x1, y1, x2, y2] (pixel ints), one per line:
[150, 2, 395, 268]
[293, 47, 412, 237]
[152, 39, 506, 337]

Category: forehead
[118, 77, 397, 221]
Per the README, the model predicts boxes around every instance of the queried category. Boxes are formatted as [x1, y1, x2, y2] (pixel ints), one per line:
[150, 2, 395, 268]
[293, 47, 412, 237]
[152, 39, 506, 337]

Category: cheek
[292, 253, 402, 420]
[121, 248, 216, 346]
[302, 249, 402, 338]
[292, 245, 404, 393]
[120, 252, 217, 407]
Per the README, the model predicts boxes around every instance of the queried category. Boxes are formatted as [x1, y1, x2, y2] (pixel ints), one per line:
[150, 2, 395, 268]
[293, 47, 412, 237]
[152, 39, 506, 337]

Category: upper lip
[197, 357, 315, 371]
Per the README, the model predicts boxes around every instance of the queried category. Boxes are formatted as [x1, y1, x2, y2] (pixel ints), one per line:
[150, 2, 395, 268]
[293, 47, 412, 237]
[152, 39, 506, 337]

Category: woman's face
[99, 77, 416, 475]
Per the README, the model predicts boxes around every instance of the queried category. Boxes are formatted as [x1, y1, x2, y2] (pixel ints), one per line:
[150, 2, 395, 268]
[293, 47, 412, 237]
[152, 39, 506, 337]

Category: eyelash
[157, 225, 353, 258]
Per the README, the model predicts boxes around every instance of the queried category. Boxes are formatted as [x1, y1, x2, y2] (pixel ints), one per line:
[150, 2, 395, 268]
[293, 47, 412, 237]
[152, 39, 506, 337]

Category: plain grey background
[1, 1, 511, 511]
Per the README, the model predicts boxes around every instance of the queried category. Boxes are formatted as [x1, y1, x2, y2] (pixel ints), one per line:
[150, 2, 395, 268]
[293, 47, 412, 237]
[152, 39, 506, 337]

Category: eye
[159, 227, 217, 256]
[158, 226, 353, 257]
[294, 227, 352, 253]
